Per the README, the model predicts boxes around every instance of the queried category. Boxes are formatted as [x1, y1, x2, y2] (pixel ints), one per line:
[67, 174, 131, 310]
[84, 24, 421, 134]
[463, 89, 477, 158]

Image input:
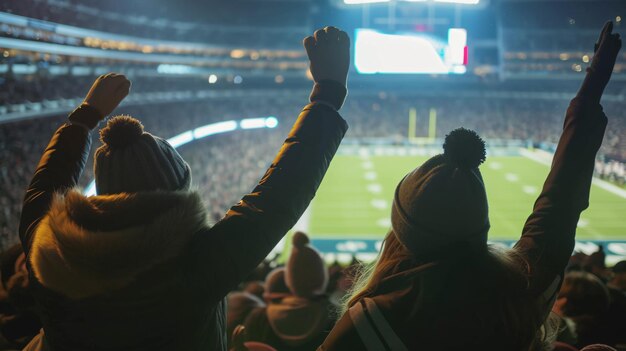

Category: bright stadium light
[240, 118, 268, 129]
[354, 28, 468, 75]
[83, 117, 280, 196]
[265, 117, 278, 128]
[343, 0, 478, 3]
[344, 0, 390, 4]
[238, 117, 279, 129]
[193, 121, 237, 138]
[446, 28, 468, 65]
[208, 74, 218, 84]
[167, 131, 194, 148]
[157, 64, 193, 74]
[434, 0, 479, 4]
[355, 29, 446, 74]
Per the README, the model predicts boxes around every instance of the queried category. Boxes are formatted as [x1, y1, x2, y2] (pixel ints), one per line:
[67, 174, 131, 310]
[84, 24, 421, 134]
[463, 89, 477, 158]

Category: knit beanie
[285, 232, 328, 298]
[263, 268, 290, 301]
[585, 246, 606, 269]
[391, 128, 490, 259]
[613, 260, 626, 274]
[94, 116, 191, 195]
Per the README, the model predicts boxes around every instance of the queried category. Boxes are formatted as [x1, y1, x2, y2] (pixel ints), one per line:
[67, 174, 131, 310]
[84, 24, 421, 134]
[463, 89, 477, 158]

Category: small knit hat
[94, 116, 191, 195]
[391, 128, 490, 259]
[285, 232, 328, 298]
[263, 268, 290, 302]
[612, 260, 626, 274]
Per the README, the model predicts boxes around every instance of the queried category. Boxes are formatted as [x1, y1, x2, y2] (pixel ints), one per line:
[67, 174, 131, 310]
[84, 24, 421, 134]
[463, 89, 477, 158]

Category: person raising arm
[20, 27, 351, 351]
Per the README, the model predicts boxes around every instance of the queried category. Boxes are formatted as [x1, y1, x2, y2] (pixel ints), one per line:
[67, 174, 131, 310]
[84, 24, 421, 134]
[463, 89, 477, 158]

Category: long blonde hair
[343, 231, 559, 351]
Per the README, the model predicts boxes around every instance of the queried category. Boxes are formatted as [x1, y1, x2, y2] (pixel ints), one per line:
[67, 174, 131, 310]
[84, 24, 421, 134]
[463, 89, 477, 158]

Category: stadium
[0, 0, 625, 350]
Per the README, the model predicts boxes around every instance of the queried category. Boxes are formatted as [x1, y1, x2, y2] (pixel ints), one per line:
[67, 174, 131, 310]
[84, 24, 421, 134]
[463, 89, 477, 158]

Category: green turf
[309, 155, 626, 240]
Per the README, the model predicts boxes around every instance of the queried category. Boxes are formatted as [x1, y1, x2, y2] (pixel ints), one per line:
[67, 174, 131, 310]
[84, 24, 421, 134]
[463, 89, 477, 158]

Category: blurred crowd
[1, 91, 625, 251]
[2, 0, 306, 47]
[0, 230, 624, 350]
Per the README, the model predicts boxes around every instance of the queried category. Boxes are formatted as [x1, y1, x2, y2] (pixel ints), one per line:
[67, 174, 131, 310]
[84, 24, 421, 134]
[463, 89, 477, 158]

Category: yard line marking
[359, 148, 371, 159]
[370, 199, 388, 210]
[364, 171, 377, 181]
[377, 218, 391, 228]
[579, 222, 603, 239]
[362, 161, 374, 169]
[367, 183, 382, 194]
[518, 148, 552, 167]
[489, 162, 503, 170]
[519, 148, 626, 199]
[522, 185, 538, 195]
[505, 173, 519, 182]
[591, 178, 626, 199]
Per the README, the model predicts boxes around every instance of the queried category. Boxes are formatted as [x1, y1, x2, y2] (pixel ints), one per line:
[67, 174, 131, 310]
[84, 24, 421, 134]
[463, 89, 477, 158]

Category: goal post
[408, 107, 437, 144]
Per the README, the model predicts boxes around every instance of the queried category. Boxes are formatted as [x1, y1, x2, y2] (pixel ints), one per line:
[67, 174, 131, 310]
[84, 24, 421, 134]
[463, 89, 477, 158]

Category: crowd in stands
[0, 226, 623, 350]
[2, 0, 308, 47]
[0, 76, 216, 107]
[1, 90, 625, 252]
[0, 17, 624, 350]
[1, 231, 624, 350]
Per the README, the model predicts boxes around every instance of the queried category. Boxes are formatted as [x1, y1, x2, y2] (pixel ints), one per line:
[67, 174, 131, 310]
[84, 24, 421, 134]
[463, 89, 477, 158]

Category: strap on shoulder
[348, 298, 409, 351]
[363, 298, 408, 351]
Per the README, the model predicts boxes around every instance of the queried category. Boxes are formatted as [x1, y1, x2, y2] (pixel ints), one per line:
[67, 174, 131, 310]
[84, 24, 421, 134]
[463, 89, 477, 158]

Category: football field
[307, 153, 626, 244]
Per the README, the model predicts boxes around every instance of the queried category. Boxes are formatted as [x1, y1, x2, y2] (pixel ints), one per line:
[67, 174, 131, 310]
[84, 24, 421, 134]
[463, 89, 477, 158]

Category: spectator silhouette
[19, 27, 351, 351]
[320, 22, 621, 351]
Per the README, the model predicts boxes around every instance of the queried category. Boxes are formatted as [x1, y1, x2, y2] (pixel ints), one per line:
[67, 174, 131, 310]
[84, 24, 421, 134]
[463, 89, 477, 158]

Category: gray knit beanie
[391, 128, 490, 259]
[94, 116, 191, 195]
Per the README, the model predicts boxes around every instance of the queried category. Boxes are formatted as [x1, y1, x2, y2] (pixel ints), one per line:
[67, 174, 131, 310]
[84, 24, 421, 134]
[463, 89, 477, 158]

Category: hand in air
[589, 21, 622, 94]
[82, 73, 131, 118]
[303, 26, 350, 86]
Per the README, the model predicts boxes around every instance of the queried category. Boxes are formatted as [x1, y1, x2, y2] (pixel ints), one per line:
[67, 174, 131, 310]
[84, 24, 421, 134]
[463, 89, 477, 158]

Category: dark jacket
[320, 93, 608, 350]
[244, 297, 335, 351]
[19, 98, 347, 350]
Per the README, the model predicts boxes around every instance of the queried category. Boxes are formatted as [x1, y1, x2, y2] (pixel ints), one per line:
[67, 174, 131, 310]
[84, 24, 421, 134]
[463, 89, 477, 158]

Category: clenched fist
[304, 27, 350, 86]
[82, 73, 131, 118]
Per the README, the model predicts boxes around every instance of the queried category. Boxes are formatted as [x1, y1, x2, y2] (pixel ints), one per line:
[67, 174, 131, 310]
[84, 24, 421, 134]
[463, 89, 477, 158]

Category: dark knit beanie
[613, 261, 626, 274]
[263, 268, 290, 302]
[285, 232, 328, 298]
[391, 128, 490, 259]
[94, 116, 191, 195]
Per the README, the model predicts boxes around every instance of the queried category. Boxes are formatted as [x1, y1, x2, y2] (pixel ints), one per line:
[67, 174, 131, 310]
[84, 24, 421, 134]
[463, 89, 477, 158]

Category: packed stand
[0, 21, 624, 351]
[2, 91, 626, 251]
[2, 0, 308, 47]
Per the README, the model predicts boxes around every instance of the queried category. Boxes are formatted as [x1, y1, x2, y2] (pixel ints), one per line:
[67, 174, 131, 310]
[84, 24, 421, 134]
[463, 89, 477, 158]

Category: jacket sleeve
[18, 105, 98, 257]
[514, 95, 607, 299]
[190, 102, 347, 299]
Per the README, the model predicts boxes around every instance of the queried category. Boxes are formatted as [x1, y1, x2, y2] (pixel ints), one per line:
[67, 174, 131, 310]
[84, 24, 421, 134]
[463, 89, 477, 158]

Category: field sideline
[307, 152, 626, 243]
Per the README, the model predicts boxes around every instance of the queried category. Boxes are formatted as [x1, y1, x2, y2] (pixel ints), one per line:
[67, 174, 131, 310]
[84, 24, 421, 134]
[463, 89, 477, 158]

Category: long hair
[343, 231, 560, 351]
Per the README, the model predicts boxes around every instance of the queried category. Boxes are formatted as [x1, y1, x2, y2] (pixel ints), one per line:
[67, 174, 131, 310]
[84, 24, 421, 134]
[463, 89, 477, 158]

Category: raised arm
[191, 27, 351, 298]
[18, 74, 130, 255]
[514, 22, 621, 297]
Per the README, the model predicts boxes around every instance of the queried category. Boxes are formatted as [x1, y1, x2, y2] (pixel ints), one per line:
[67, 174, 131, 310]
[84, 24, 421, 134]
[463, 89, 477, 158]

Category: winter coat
[244, 296, 335, 351]
[320, 93, 608, 350]
[18, 99, 347, 351]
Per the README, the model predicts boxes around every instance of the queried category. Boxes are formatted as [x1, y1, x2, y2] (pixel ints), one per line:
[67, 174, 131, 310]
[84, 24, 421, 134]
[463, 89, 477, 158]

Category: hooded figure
[19, 39, 350, 351]
[321, 20, 620, 350]
[244, 232, 334, 351]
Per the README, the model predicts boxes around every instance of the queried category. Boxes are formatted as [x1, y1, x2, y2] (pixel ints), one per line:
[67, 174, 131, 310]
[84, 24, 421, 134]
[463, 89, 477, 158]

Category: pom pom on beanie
[99, 115, 144, 148]
[443, 128, 486, 169]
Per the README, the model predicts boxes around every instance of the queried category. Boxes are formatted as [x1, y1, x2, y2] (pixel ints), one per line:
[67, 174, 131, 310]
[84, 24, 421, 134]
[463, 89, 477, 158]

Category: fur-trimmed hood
[30, 189, 208, 300]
